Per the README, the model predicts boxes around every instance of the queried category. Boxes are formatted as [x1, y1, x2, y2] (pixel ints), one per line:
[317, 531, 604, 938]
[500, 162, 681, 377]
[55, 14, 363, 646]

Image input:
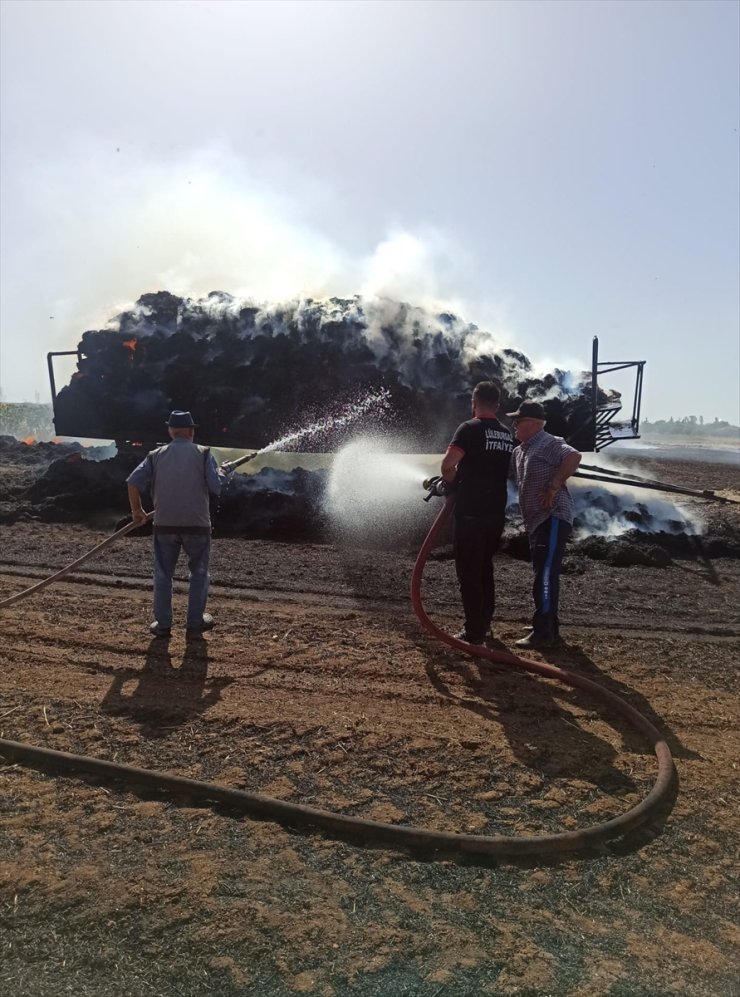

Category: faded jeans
[152, 532, 211, 629]
[529, 517, 572, 639]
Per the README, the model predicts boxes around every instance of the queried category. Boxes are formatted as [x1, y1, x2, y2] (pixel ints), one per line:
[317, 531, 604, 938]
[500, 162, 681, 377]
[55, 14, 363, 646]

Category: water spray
[220, 388, 391, 473]
[0, 390, 393, 608]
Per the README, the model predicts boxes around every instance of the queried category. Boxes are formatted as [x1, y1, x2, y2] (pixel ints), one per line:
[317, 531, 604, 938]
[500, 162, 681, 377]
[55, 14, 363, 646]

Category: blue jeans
[529, 517, 572, 638]
[152, 532, 211, 629]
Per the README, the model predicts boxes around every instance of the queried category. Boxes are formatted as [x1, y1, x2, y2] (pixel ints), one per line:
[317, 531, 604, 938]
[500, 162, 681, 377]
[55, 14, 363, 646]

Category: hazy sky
[1, 0, 738, 423]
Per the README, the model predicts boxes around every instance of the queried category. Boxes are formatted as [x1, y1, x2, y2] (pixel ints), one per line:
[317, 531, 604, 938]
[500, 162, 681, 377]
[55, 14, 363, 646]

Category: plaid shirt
[512, 430, 579, 533]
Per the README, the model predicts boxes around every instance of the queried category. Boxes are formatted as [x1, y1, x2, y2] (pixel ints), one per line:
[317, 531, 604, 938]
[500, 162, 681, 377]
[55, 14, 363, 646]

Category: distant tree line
[1, 400, 738, 446]
[0, 403, 55, 441]
[641, 415, 739, 439]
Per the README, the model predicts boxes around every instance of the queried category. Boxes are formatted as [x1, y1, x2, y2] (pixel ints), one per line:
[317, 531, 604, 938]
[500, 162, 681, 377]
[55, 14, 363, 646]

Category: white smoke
[568, 446, 704, 535]
[359, 230, 470, 316]
[570, 480, 701, 538]
[2, 142, 526, 402]
[328, 438, 703, 542]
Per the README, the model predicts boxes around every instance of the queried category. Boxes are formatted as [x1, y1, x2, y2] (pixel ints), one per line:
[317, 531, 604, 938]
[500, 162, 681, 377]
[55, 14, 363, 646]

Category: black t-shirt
[449, 417, 513, 516]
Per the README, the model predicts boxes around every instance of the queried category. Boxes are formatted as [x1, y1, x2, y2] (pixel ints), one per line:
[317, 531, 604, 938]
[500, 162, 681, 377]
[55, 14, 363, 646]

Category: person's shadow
[535, 638, 700, 762]
[422, 634, 684, 855]
[101, 634, 233, 734]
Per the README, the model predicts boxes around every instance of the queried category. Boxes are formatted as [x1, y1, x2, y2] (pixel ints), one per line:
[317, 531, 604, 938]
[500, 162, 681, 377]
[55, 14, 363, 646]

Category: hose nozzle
[221, 451, 260, 474]
[423, 475, 449, 501]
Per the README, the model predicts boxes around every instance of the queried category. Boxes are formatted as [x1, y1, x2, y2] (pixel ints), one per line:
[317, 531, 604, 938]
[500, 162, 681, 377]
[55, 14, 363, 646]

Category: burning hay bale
[51, 290, 611, 450]
[6, 289, 738, 560]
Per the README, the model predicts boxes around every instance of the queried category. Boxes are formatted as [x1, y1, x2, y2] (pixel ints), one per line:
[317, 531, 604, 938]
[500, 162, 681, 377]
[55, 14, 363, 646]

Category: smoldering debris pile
[0, 436, 114, 465]
[216, 468, 328, 541]
[2, 440, 739, 565]
[0, 436, 115, 528]
[0, 439, 327, 540]
[0, 436, 130, 525]
[52, 291, 609, 450]
[0, 436, 90, 467]
[575, 528, 740, 565]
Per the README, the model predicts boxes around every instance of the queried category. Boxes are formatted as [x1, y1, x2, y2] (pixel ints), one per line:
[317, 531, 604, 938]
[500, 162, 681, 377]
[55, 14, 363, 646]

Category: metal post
[47, 353, 58, 406]
[592, 336, 599, 450]
[47, 351, 80, 406]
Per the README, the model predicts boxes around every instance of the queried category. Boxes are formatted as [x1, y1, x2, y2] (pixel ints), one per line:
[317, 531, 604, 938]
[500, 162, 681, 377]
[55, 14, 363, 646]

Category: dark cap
[506, 401, 546, 420]
[166, 410, 197, 428]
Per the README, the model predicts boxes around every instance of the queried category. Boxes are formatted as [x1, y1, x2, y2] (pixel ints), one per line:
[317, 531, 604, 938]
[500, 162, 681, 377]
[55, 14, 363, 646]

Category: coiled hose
[0, 500, 674, 855]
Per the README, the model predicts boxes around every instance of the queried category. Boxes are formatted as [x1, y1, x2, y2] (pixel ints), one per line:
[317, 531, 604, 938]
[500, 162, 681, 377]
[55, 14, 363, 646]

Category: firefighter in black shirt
[441, 381, 514, 645]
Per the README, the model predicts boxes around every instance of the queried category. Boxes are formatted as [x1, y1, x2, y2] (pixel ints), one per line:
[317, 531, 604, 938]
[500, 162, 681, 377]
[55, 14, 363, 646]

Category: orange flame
[122, 338, 137, 351]
[21, 436, 36, 445]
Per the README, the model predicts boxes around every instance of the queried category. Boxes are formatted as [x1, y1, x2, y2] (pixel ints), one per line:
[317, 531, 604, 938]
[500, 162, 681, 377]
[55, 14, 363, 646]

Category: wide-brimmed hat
[506, 401, 546, 420]
[166, 410, 197, 428]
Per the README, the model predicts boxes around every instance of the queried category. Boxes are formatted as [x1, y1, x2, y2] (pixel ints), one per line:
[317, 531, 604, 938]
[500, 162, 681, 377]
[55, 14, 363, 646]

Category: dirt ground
[1, 449, 739, 996]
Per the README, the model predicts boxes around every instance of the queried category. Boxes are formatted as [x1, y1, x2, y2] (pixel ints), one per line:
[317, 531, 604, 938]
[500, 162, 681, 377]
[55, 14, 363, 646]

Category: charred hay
[51, 291, 606, 450]
[2, 441, 739, 564]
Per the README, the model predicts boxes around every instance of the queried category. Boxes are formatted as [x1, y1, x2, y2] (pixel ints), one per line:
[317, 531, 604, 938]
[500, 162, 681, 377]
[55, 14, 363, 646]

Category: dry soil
[1, 451, 739, 996]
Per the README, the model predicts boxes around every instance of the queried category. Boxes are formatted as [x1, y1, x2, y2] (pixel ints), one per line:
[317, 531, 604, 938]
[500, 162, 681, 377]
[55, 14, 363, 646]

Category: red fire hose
[409, 495, 675, 851]
[0, 498, 674, 856]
